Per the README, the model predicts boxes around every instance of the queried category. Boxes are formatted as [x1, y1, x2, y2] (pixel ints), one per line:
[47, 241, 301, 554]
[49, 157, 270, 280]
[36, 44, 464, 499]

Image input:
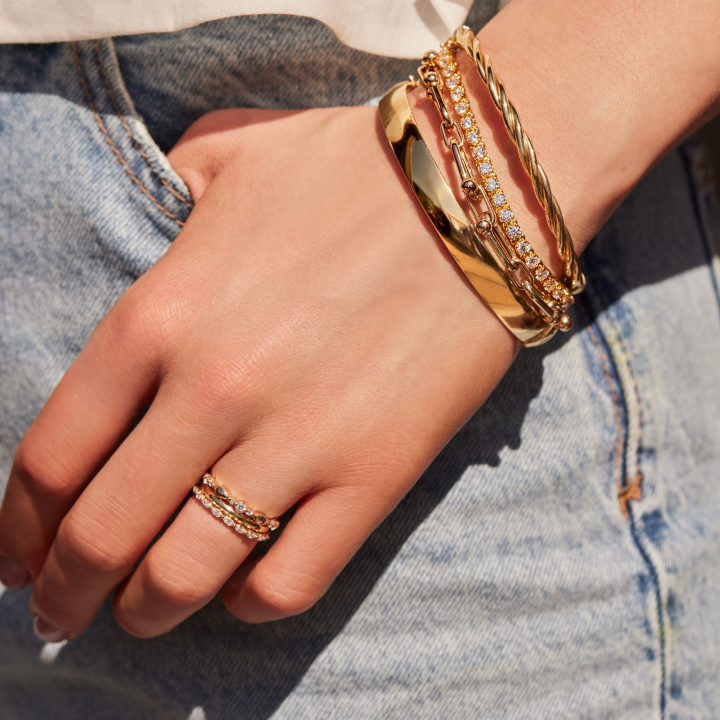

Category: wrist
[476, 0, 720, 249]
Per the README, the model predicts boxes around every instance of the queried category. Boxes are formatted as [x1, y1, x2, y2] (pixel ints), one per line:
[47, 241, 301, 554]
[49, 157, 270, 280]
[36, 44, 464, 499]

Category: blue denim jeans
[1, 13, 719, 720]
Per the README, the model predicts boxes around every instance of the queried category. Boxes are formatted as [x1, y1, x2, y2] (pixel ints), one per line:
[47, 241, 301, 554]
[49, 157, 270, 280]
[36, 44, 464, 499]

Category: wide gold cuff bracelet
[379, 81, 557, 347]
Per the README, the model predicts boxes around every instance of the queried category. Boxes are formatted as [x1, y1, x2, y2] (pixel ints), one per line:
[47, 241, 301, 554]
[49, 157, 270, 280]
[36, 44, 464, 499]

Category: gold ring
[193, 473, 280, 540]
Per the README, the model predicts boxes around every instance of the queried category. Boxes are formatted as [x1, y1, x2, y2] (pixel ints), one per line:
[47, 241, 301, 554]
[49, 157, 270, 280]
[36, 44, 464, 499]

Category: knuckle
[13, 434, 77, 498]
[232, 578, 317, 623]
[142, 558, 213, 611]
[56, 518, 130, 577]
[108, 286, 179, 355]
[193, 355, 264, 414]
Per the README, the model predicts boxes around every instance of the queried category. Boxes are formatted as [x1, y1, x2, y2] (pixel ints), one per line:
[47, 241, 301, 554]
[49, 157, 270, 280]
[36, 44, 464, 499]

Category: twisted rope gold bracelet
[451, 26, 585, 295]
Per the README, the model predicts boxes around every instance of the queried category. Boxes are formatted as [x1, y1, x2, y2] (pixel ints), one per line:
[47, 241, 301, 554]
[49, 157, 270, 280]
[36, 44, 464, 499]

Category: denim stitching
[604, 313, 644, 516]
[627, 504, 667, 719]
[578, 303, 624, 494]
[71, 42, 186, 227]
[92, 41, 193, 209]
[581, 288, 665, 718]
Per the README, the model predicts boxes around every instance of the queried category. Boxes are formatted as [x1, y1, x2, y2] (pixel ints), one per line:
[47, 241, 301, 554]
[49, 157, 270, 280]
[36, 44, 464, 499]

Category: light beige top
[0, 0, 474, 58]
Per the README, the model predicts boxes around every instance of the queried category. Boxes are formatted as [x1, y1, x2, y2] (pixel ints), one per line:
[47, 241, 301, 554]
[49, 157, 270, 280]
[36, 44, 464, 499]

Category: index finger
[0, 295, 160, 588]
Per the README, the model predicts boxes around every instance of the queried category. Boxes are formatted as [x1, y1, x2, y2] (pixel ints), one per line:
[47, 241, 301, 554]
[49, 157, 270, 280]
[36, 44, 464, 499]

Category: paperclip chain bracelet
[415, 58, 572, 331]
[421, 48, 573, 316]
[451, 26, 585, 295]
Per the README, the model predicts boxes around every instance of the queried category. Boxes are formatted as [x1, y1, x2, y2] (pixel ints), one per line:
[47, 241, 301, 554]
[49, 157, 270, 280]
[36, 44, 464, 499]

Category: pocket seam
[71, 41, 187, 228]
[92, 40, 192, 210]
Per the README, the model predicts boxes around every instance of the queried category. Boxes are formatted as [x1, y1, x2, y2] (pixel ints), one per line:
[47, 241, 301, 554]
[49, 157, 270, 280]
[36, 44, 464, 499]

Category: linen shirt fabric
[1, 10, 720, 720]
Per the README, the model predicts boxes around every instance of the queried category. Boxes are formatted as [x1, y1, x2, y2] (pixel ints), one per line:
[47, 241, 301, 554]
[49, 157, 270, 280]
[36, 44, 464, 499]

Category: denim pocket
[0, 40, 195, 467]
[71, 39, 193, 238]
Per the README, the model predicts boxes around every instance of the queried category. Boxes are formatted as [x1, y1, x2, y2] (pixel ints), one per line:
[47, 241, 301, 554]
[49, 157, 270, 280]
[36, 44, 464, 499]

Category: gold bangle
[451, 26, 585, 295]
[422, 48, 573, 314]
[379, 81, 557, 346]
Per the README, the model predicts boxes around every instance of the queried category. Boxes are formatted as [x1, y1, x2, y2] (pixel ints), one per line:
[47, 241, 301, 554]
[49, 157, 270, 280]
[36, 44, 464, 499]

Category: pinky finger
[222, 486, 383, 624]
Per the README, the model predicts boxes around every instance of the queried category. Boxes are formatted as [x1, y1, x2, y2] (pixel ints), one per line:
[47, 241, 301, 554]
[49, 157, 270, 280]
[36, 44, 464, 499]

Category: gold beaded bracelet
[420, 47, 574, 322]
[451, 26, 585, 295]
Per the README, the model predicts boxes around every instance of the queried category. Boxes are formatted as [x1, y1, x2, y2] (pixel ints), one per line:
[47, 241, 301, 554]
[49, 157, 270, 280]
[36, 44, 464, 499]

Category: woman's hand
[0, 103, 526, 640]
[0, 0, 718, 644]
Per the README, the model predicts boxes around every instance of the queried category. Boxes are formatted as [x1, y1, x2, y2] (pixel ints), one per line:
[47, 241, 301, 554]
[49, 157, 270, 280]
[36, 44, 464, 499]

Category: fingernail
[33, 615, 69, 643]
[0, 557, 30, 590]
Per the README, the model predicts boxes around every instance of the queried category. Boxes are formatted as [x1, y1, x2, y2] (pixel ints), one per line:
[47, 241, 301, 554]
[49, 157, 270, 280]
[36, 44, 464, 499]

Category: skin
[0, 0, 719, 641]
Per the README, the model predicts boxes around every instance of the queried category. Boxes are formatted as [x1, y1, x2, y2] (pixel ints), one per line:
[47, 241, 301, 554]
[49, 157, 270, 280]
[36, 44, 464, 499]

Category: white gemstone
[544, 279, 557, 292]
[244, 510, 254, 517]
[460, 115, 474, 129]
[236, 502, 246, 512]
[536, 267, 549, 281]
[450, 88, 464, 102]
[211, 508, 221, 517]
[437, 58, 448, 68]
[446, 75, 459, 89]
[202, 499, 211, 508]
[485, 178, 499, 191]
[455, 101, 469, 115]
[268, 520, 280, 530]
[508, 225, 522, 239]
[442, 67, 454, 77]
[235, 525, 244, 534]
[479, 162, 493, 175]
[499, 209, 513, 222]
[472, 146, 485, 159]
[493, 193, 506, 206]
[466, 130, 480, 145]
[228, 498, 236, 505]
[223, 517, 234, 527]
[517, 240, 531, 254]
[553, 287, 563, 299]
[526, 255, 540, 269]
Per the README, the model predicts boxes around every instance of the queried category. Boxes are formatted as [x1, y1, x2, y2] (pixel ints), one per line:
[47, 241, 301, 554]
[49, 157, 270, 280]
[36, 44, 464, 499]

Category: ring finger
[110, 429, 315, 638]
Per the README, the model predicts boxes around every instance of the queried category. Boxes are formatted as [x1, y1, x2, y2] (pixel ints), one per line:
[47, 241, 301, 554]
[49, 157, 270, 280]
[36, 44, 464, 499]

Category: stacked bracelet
[378, 25, 583, 345]
[379, 81, 557, 346]
[423, 47, 573, 313]
[451, 26, 585, 295]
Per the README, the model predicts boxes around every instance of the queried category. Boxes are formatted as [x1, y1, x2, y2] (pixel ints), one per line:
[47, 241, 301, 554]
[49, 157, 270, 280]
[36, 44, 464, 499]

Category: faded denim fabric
[1, 11, 719, 720]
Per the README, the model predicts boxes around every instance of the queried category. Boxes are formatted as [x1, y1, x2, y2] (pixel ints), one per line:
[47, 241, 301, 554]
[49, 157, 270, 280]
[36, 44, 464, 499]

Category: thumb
[167, 107, 300, 201]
